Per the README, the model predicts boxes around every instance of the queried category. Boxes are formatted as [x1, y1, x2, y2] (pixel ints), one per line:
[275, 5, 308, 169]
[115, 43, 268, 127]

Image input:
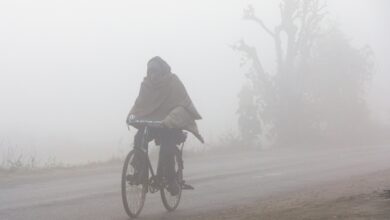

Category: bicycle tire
[121, 150, 147, 218]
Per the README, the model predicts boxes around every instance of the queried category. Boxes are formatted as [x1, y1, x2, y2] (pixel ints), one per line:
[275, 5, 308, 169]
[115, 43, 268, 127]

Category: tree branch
[232, 40, 266, 77]
[243, 5, 275, 38]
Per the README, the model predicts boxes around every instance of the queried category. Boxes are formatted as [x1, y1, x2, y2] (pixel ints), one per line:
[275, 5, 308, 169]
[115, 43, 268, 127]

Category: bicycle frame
[136, 126, 185, 191]
[121, 124, 189, 218]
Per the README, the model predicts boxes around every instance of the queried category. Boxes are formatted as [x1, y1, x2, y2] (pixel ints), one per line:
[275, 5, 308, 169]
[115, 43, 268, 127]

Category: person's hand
[126, 114, 136, 125]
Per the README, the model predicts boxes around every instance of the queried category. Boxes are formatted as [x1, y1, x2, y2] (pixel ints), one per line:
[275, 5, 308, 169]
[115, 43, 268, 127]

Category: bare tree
[234, 0, 374, 145]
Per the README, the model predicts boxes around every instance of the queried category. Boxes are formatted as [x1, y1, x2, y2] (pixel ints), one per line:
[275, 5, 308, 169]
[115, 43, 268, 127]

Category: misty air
[1, 0, 390, 219]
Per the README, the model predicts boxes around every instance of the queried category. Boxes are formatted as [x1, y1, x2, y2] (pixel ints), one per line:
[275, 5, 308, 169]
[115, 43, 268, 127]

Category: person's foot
[126, 170, 145, 185]
[126, 174, 141, 185]
[126, 174, 136, 185]
[167, 180, 180, 196]
[182, 183, 194, 190]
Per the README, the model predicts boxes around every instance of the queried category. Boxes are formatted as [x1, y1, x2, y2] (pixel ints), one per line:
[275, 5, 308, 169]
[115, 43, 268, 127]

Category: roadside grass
[0, 131, 247, 175]
[0, 153, 125, 175]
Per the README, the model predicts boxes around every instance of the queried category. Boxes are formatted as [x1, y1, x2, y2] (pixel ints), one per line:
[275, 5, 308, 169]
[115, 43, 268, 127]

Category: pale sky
[0, 0, 389, 163]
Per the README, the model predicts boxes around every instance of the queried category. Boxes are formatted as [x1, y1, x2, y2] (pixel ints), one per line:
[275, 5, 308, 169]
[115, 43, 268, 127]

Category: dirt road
[1, 145, 390, 220]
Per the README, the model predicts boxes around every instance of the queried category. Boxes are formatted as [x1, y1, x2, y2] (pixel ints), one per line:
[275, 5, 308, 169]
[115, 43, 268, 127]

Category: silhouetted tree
[237, 84, 262, 147]
[234, 0, 374, 145]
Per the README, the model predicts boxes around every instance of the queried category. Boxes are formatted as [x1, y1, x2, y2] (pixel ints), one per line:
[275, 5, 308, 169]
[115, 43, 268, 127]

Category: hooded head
[147, 56, 171, 82]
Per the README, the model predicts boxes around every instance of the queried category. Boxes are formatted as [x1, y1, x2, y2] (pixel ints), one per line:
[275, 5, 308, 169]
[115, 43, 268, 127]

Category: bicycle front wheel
[121, 150, 147, 218]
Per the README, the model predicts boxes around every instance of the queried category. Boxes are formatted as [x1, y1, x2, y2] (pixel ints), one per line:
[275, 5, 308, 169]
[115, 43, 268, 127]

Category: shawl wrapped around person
[127, 57, 204, 143]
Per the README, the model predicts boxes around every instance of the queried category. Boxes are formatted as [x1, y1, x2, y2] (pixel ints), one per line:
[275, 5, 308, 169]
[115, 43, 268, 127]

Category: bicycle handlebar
[127, 119, 164, 128]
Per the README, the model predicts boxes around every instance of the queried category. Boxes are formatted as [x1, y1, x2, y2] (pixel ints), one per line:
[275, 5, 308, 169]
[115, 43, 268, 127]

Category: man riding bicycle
[126, 56, 203, 196]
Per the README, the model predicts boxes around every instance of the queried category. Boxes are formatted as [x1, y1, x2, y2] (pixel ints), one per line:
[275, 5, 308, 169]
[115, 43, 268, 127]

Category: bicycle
[121, 119, 192, 218]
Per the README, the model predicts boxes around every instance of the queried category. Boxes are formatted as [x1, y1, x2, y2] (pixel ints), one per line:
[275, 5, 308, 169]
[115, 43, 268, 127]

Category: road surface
[1, 145, 390, 219]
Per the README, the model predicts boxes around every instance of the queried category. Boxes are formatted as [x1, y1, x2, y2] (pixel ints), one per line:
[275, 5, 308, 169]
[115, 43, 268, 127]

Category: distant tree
[234, 0, 374, 145]
[237, 84, 262, 147]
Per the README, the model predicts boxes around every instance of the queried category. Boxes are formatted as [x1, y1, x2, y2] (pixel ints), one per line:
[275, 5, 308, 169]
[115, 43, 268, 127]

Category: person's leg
[156, 141, 164, 180]
[131, 129, 143, 168]
[161, 138, 176, 181]
[130, 128, 149, 183]
[158, 129, 180, 194]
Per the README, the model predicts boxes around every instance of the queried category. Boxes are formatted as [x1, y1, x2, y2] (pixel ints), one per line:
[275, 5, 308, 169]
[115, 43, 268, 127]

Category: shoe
[126, 170, 145, 185]
[182, 183, 194, 190]
[126, 174, 137, 185]
[167, 180, 180, 196]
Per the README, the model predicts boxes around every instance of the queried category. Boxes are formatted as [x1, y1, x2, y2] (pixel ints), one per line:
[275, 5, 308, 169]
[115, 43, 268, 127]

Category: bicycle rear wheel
[160, 150, 183, 211]
[121, 150, 147, 218]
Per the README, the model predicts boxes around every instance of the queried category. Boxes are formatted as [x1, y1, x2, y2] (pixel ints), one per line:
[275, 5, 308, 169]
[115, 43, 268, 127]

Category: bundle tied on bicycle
[128, 68, 204, 143]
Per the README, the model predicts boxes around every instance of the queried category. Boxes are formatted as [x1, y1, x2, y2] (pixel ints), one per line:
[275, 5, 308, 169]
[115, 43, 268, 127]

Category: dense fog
[0, 0, 389, 165]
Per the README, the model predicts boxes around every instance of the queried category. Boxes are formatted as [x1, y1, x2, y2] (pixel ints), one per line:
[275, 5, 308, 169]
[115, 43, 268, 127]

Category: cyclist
[126, 56, 203, 195]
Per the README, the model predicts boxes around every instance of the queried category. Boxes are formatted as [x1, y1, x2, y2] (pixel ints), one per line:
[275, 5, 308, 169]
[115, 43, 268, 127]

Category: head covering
[147, 56, 171, 76]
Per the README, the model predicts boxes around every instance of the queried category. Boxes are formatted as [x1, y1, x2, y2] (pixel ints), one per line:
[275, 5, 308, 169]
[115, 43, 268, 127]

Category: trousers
[132, 127, 182, 183]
